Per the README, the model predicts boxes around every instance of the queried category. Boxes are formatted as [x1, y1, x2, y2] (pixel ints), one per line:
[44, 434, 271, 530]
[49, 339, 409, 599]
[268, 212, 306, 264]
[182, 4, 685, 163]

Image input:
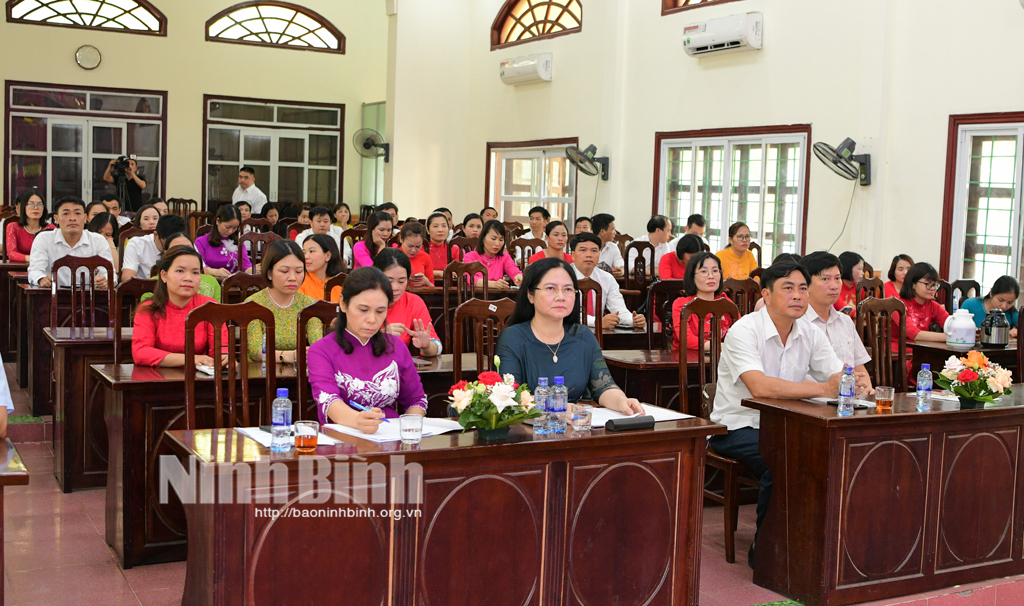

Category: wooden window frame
[205, 1, 345, 55]
[939, 111, 1024, 279]
[485, 137, 579, 223]
[5, 0, 167, 36]
[490, 0, 582, 52]
[652, 123, 812, 253]
[662, 0, 746, 17]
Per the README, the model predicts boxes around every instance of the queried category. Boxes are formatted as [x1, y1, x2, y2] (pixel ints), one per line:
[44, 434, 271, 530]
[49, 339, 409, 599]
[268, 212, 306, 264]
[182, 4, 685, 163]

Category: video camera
[110, 154, 137, 181]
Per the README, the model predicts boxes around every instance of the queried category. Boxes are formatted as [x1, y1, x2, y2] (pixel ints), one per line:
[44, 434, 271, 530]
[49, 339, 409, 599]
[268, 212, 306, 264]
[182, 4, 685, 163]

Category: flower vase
[958, 396, 987, 409]
[476, 426, 511, 442]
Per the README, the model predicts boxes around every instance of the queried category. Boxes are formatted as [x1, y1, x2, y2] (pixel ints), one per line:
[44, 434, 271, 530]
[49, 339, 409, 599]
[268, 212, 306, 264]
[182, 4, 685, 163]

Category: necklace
[267, 291, 295, 310]
[532, 321, 564, 362]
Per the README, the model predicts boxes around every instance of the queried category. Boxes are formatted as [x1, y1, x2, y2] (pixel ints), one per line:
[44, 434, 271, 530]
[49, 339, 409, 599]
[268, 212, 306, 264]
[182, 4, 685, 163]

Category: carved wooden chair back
[324, 272, 346, 302]
[239, 232, 281, 269]
[722, 278, 760, 316]
[113, 277, 157, 364]
[296, 300, 340, 421]
[117, 227, 153, 263]
[442, 261, 488, 351]
[452, 297, 515, 383]
[645, 279, 687, 350]
[624, 241, 655, 292]
[187, 211, 214, 240]
[511, 237, 546, 271]
[221, 273, 267, 304]
[858, 297, 908, 392]
[50, 255, 115, 330]
[575, 277, 604, 348]
[678, 297, 741, 420]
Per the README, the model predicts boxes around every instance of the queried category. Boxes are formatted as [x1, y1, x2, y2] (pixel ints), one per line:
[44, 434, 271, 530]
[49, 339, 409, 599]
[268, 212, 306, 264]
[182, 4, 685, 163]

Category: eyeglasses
[696, 268, 720, 278]
[919, 281, 940, 291]
[537, 285, 576, 298]
[25, 203, 44, 209]
[733, 235, 751, 241]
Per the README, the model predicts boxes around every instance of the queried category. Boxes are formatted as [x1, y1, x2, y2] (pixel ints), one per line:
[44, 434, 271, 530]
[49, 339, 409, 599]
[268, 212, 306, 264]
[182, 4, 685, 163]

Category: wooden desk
[10, 271, 28, 388]
[745, 390, 1024, 606]
[46, 327, 132, 492]
[165, 418, 724, 606]
[0, 262, 27, 359]
[94, 355, 473, 568]
[909, 340, 1017, 379]
[0, 439, 30, 600]
[605, 349, 701, 414]
[19, 283, 52, 414]
[600, 326, 650, 350]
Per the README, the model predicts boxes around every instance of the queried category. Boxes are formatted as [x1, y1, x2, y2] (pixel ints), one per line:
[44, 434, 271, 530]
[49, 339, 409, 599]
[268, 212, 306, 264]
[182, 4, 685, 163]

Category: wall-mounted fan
[813, 137, 871, 186]
[353, 128, 390, 163]
[565, 144, 609, 181]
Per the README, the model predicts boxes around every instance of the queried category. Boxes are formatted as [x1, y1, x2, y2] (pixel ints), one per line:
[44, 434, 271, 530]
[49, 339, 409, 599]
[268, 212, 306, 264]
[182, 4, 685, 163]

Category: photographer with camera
[102, 155, 146, 212]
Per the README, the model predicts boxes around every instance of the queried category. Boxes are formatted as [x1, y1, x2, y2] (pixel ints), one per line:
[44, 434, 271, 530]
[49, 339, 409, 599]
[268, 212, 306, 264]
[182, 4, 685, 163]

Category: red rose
[957, 369, 979, 383]
[448, 380, 468, 395]
[478, 371, 503, 386]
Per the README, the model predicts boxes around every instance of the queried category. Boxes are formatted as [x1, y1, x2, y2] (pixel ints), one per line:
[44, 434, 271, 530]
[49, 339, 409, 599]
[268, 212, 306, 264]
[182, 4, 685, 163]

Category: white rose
[488, 383, 516, 413]
[451, 389, 474, 413]
[944, 356, 964, 373]
[503, 373, 516, 386]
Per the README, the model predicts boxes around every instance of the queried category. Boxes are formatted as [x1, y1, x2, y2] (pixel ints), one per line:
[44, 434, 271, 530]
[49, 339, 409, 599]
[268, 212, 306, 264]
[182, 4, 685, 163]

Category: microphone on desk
[605, 415, 655, 432]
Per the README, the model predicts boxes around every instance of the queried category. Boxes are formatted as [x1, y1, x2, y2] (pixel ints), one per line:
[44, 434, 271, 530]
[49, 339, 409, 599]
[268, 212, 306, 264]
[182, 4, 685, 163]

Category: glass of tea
[293, 420, 319, 452]
[875, 386, 895, 410]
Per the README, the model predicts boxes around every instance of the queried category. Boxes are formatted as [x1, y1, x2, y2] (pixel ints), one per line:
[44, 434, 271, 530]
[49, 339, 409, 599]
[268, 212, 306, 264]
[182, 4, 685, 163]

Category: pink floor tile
[121, 560, 187, 593]
[4, 535, 117, 571]
[3, 511, 99, 543]
[13, 455, 53, 475]
[18, 591, 142, 606]
[86, 508, 106, 537]
[5, 489, 84, 516]
[995, 579, 1024, 605]
[4, 570, 16, 606]
[8, 562, 133, 603]
[7, 424, 43, 444]
[703, 581, 788, 605]
[927, 586, 996, 606]
[7, 472, 61, 495]
[698, 592, 728, 606]
[699, 553, 755, 592]
[11, 443, 51, 458]
[136, 586, 187, 606]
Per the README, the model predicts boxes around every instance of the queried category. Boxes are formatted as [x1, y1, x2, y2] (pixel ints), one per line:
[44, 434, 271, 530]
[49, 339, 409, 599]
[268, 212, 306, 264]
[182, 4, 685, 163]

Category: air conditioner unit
[683, 12, 762, 57]
[500, 53, 552, 86]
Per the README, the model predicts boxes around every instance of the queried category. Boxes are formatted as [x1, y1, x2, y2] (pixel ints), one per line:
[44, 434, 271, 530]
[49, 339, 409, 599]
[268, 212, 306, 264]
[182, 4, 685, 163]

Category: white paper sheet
[323, 418, 464, 443]
[802, 397, 873, 409]
[236, 427, 340, 448]
[590, 404, 692, 428]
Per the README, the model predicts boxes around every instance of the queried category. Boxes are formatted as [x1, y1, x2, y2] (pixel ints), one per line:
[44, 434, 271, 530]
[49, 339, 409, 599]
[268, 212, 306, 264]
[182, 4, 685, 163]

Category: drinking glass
[400, 414, 424, 445]
[569, 403, 593, 431]
[294, 420, 319, 452]
[874, 386, 894, 410]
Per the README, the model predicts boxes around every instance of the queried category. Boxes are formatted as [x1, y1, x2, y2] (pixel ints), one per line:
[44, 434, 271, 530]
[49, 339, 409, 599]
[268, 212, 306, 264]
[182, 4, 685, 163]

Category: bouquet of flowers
[448, 358, 539, 432]
[935, 350, 1013, 403]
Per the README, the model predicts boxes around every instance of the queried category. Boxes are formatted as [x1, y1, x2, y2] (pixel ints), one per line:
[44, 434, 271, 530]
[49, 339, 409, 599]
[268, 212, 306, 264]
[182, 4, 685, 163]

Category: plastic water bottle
[953, 292, 960, 312]
[261, 334, 267, 371]
[270, 388, 292, 452]
[916, 364, 933, 411]
[533, 378, 550, 435]
[837, 366, 856, 416]
[550, 377, 568, 434]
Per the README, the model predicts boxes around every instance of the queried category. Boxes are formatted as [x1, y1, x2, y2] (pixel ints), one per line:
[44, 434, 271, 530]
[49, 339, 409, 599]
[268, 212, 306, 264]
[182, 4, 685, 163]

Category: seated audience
[659, 234, 703, 280]
[377, 202, 399, 227]
[962, 276, 1019, 337]
[802, 252, 874, 392]
[102, 194, 131, 227]
[261, 204, 280, 228]
[574, 216, 592, 234]
[131, 246, 228, 368]
[460, 213, 484, 239]
[151, 199, 168, 216]
[717, 222, 758, 281]
[427, 212, 461, 281]
[245, 240, 322, 363]
[353, 211, 395, 269]
[463, 220, 523, 287]
[29, 197, 114, 288]
[834, 251, 864, 313]
[393, 221, 434, 287]
[307, 267, 428, 431]
[373, 249, 441, 356]
[6, 191, 53, 263]
[87, 212, 120, 273]
[298, 234, 343, 302]
[235, 200, 252, 224]
[333, 202, 353, 229]
[480, 206, 499, 223]
[132, 204, 160, 231]
[287, 208, 310, 240]
[752, 253, 804, 312]
[529, 221, 573, 264]
[630, 215, 673, 276]
[86, 201, 107, 222]
[294, 206, 352, 267]
[897, 262, 949, 344]
[667, 213, 707, 253]
[153, 232, 221, 300]
[884, 254, 914, 298]
[122, 213, 187, 281]
[494, 257, 644, 414]
[528, 206, 550, 241]
[672, 252, 732, 351]
[591, 213, 624, 278]
[195, 204, 252, 278]
[433, 207, 454, 242]
[570, 233, 646, 330]
[710, 260, 860, 566]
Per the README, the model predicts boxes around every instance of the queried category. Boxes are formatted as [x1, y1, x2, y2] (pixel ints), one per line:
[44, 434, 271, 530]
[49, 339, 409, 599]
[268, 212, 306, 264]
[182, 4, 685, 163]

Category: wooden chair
[508, 227, 530, 249]
[183, 301, 276, 429]
[510, 237, 546, 270]
[442, 261, 488, 352]
[324, 272, 346, 302]
[951, 279, 982, 304]
[855, 277, 885, 308]
[624, 241, 655, 292]
[167, 198, 198, 218]
[221, 273, 267, 304]
[501, 221, 523, 232]
[449, 237, 477, 260]
[722, 278, 761, 316]
[117, 227, 153, 264]
[187, 211, 214, 240]
[677, 296, 750, 563]
[50, 256, 115, 330]
[749, 267, 764, 281]
[614, 233, 633, 259]
[452, 297, 516, 383]
[0, 215, 21, 262]
[576, 277, 604, 348]
[749, 242, 763, 268]
[275, 217, 297, 238]
[290, 222, 311, 238]
[858, 297, 908, 392]
[296, 300, 340, 421]
[645, 280, 687, 350]
[863, 261, 875, 278]
[113, 277, 157, 364]
[386, 233, 401, 249]
[241, 218, 272, 234]
[239, 232, 281, 269]
[340, 227, 367, 252]
[196, 224, 213, 239]
[935, 279, 954, 314]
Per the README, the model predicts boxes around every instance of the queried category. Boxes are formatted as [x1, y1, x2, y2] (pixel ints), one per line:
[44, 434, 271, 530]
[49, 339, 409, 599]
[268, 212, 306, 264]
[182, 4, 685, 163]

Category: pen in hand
[349, 401, 390, 423]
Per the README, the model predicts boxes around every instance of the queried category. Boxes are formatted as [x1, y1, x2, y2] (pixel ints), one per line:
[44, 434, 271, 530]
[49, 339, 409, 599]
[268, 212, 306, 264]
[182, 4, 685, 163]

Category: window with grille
[491, 0, 582, 50]
[487, 142, 577, 226]
[656, 128, 808, 260]
[7, 0, 166, 35]
[662, 0, 745, 16]
[206, 2, 344, 53]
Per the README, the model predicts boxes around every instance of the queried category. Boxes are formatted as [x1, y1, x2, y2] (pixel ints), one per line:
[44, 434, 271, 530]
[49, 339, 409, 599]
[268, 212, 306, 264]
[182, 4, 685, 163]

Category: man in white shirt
[232, 166, 268, 215]
[709, 260, 855, 566]
[480, 206, 499, 223]
[527, 206, 550, 242]
[294, 206, 353, 267]
[570, 233, 646, 330]
[102, 194, 131, 227]
[121, 214, 187, 281]
[630, 215, 673, 277]
[668, 213, 708, 255]
[591, 213, 624, 278]
[801, 251, 876, 390]
[29, 197, 113, 289]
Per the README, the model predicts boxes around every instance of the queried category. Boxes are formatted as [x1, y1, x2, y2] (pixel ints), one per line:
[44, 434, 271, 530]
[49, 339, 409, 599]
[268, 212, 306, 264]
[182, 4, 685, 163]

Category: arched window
[662, 0, 744, 16]
[6, 0, 166, 35]
[491, 0, 582, 51]
[206, 1, 344, 54]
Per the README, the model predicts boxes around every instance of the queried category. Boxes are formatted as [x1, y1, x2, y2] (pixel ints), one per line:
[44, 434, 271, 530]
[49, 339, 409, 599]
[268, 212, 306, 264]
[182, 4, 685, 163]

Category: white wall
[388, 0, 1024, 272]
[0, 0, 388, 207]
